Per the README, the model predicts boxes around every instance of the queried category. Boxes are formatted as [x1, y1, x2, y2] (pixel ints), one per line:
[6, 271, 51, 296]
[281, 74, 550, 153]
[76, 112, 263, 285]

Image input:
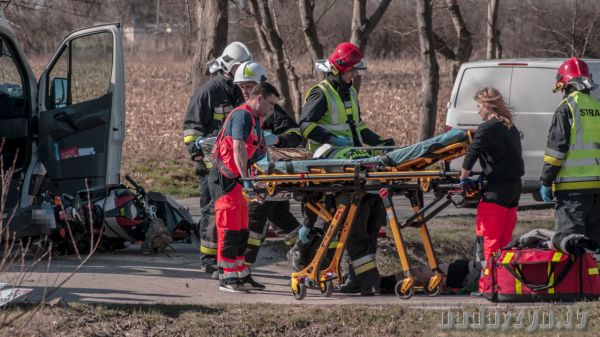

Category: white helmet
[207, 42, 253, 74]
[312, 143, 333, 159]
[234, 61, 268, 84]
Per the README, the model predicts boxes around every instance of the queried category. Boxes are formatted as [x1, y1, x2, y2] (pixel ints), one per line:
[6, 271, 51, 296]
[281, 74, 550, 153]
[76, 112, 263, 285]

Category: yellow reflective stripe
[502, 252, 515, 264]
[544, 155, 562, 166]
[213, 113, 225, 121]
[547, 262, 555, 294]
[184, 135, 199, 143]
[483, 268, 489, 275]
[515, 278, 522, 295]
[589, 267, 599, 275]
[285, 128, 302, 136]
[302, 122, 319, 137]
[204, 161, 213, 168]
[247, 237, 261, 247]
[558, 165, 600, 177]
[555, 180, 600, 191]
[552, 251, 563, 262]
[200, 246, 217, 255]
[354, 261, 377, 275]
[564, 149, 600, 160]
[328, 241, 338, 249]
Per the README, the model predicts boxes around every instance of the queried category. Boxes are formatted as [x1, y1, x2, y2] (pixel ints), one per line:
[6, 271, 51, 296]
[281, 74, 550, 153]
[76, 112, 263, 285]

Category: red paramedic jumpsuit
[212, 103, 264, 283]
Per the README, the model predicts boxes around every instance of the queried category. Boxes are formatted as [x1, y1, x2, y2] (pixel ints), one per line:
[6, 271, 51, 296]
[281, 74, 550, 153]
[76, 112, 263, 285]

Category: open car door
[37, 24, 125, 194]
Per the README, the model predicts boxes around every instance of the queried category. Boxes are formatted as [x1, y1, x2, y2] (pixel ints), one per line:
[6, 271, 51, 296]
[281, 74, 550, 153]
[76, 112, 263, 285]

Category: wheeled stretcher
[243, 129, 475, 299]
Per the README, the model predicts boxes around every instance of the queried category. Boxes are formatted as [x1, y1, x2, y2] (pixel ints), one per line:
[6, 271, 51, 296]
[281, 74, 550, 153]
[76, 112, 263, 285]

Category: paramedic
[210, 82, 280, 292]
[231, 61, 304, 264]
[540, 57, 600, 254]
[182, 42, 252, 274]
[460, 87, 524, 262]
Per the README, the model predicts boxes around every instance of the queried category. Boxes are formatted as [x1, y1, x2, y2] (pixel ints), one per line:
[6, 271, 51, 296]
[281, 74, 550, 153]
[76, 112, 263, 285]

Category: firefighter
[182, 42, 252, 275]
[231, 61, 304, 264]
[297, 42, 392, 295]
[460, 87, 524, 294]
[210, 81, 280, 292]
[540, 57, 600, 255]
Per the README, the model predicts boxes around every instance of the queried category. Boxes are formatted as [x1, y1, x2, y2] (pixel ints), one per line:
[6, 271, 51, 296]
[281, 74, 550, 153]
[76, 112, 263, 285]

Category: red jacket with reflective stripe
[213, 104, 264, 179]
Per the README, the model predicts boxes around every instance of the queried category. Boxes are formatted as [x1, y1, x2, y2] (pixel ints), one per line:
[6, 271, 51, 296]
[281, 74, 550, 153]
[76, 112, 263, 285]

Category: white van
[0, 17, 125, 237]
[445, 59, 600, 198]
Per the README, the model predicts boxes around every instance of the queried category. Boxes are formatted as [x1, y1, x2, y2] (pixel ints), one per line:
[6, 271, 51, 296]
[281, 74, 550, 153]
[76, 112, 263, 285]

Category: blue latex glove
[460, 177, 476, 188]
[329, 135, 353, 146]
[263, 131, 279, 146]
[243, 180, 253, 190]
[540, 185, 553, 203]
[298, 226, 311, 244]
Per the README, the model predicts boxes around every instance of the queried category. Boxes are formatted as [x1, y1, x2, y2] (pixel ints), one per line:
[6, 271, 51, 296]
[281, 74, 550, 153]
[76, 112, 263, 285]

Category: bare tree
[486, 0, 500, 59]
[416, 0, 439, 141]
[190, 0, 228, 90]
[350, 0, 392, 91]
[298, 0, 324, 81]
[430, 0, 472, 82]
[248, 0, 302, 120]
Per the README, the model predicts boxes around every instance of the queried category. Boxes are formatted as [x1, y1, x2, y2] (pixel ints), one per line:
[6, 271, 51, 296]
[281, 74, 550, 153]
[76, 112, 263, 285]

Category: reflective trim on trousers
[545, 148, 566, 160]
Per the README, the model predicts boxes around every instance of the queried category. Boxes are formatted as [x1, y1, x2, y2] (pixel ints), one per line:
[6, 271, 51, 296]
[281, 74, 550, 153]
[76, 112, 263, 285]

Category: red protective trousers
[215, 183, 250, 281]
[476, 200, 517, 292]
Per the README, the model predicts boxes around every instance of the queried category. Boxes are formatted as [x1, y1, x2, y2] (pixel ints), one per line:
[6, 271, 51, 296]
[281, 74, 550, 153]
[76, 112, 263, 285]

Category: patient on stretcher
[254, 128, 469, 174]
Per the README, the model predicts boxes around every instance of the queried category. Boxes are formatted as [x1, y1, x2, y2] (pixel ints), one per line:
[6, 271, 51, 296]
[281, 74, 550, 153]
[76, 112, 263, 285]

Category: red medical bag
[481, 248, 600, 302]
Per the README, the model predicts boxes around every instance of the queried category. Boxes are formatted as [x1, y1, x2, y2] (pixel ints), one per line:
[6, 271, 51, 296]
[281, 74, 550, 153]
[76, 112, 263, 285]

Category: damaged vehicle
[0, 18, 195, 254]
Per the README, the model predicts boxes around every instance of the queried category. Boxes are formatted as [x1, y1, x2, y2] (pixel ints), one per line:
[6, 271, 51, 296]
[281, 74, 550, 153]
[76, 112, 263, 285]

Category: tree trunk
[190, 0, 228, 91]
[416, 0, 439, 141]
[486, 0, 500, 59]
[298, 0, 324, 81]
[350, 0, 392, 92]
[248, 0, 301, 120]
[446, 0, 472, 82]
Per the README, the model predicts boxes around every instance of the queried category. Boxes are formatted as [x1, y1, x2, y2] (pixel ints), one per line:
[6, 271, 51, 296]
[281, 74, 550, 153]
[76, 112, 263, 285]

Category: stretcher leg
[407, 191, 444, 296]
[379, 188, 416, 299]
[291, 196, 351, 300]
[317, 194, 361, 295]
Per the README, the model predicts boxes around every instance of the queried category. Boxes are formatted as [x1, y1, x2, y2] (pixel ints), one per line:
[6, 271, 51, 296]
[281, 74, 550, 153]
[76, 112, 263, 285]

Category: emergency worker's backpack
[481, 248, 600, 302]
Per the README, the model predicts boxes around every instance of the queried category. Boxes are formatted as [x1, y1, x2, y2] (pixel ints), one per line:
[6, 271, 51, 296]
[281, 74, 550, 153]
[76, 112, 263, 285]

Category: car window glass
[510, 67, 562, 114]
[0, 36, 24, 98]
[455, 67, 512, 112]
[71, 32, 113, 104]
[47, 47, 68, 109]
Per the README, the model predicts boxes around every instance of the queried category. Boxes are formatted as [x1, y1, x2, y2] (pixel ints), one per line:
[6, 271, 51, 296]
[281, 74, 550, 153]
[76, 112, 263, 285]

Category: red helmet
[327, 42, 366, 74]
[554, 57, 592, 92]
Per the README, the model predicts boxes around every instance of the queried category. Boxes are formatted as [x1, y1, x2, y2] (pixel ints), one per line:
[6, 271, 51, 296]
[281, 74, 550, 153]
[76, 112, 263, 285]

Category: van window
[0, 36, 25, 118]
[455, 67, 512, 112]
[509, 67, 563, 114]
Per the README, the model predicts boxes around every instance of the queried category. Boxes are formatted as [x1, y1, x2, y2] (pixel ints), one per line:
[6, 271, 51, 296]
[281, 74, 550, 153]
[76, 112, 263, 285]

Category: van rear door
[36, 24, 125, 194]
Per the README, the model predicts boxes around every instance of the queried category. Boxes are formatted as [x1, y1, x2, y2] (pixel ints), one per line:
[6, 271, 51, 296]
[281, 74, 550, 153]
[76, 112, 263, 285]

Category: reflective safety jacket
[182, 73, 244, 145]
[212, 104, 264, 179]
[541, 90, 600, 193]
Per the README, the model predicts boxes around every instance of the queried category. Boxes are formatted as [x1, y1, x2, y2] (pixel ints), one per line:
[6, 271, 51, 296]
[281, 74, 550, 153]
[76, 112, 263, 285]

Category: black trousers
[244, 200, 300, 264]
[552, 193, 600, 252]
[198, 172, 217, 266]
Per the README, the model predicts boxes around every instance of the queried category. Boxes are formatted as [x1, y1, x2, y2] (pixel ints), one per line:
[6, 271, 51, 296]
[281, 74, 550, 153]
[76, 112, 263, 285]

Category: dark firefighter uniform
[541, 89, 600, 253]
[244, 105, 303, 264]
[299, 75, 388, 293]
[182, 73, 244, 269]
[300, 74, 385, 151]
[210, 103, 264, 285]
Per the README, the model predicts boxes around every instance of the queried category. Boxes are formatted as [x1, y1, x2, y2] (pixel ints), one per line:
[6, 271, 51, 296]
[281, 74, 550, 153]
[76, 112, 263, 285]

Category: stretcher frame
[244, 135, 472, 300]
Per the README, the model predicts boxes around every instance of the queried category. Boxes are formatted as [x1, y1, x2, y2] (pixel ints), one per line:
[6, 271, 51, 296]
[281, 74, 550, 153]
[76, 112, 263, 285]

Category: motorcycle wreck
[34, 175, 196, 256]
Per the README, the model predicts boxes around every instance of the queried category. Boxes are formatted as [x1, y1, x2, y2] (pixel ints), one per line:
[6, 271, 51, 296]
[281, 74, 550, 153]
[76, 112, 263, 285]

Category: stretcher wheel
[425, 284, 442, 297]
[293, 281, 307, 300]
[395, 281, 414, 300]
[320, 280, 334, 297]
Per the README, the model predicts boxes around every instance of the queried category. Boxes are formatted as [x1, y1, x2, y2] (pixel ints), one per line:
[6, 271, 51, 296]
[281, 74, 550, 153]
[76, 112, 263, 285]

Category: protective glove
[243, 180, 254, 190]
[540, 184, 553, 203]
[263, 131, 279, 146]
[460, 177, 476, 189]
[298, 225, 311, 244]
[187, 141, 204, 162]
[329, 135, 354, 147]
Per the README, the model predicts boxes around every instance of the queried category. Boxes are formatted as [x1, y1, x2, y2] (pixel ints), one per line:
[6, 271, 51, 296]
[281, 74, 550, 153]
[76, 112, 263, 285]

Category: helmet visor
[353, 59, 367, 75]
